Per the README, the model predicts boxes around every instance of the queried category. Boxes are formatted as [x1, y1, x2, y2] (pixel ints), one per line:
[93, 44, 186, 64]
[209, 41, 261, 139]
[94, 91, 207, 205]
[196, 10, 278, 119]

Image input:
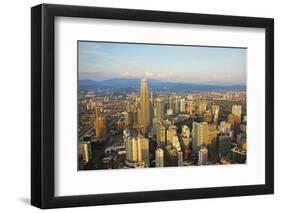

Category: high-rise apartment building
[180, 98, 186, 113]
[192, 122, 209, 153]
[174, 97, 180, 114]
[126, 135, 150, 167]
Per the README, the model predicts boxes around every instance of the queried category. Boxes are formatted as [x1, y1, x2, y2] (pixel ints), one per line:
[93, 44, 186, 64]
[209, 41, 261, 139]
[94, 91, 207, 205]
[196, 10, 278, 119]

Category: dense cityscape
[78, 76, 247, 170]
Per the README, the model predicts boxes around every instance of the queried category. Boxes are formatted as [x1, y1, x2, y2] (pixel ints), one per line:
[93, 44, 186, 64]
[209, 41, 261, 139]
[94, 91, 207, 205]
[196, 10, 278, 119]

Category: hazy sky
[78, 41, 247, 85]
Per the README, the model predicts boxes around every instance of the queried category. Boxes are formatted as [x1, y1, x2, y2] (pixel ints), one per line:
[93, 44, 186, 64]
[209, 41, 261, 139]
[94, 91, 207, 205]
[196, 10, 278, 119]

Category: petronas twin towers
[139, 76, 151, 134]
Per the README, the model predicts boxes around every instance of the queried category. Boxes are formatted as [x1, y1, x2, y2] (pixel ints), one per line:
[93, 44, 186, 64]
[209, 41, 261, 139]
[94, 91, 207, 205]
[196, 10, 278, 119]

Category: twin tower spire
[139, 75, 150, 134]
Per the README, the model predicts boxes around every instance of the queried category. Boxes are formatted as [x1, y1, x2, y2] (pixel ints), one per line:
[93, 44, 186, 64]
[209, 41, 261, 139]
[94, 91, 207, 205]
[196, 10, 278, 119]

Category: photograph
[77, 41, 247, 170]
[29, 3, 274, 209]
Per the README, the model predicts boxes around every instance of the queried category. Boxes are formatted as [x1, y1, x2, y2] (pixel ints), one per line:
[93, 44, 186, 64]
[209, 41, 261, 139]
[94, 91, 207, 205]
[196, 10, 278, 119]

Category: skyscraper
[156, 121, 166, 147]
[127, 104, 138, 129]
[95, 109, 106, 138]
[126, 135, 150, 167]
[228, 113, 241, 139]
[207, 124, 218, 160]
[79, 142, 92, 163]
[168, 96, 173, 111]
[188, 100, 193, 115]
[155, 97, 164, 122]
[140, 76, 151, 134]
[137, 135, 150, 167]
[174, 97, 180, 114]
[180, 98, 186, 113]
[126, 137, 138, 162]
[192, 122, 209, 153]
[155, 148, 164, 167]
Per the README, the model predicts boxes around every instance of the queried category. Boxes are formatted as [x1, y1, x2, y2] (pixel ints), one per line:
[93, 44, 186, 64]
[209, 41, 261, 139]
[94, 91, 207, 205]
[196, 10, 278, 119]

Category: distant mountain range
[79, 78, 246, 92]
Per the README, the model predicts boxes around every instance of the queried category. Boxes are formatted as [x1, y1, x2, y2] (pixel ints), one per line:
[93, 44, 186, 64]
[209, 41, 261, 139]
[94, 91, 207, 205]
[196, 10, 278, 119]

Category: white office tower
[178, 150, 184, 166]
[155, 148, 164, 167]
[182, 125, 190, 146]
[180, 98, 186, 113]
[198, 147, 208, 165]
[232, 105, 242, 119]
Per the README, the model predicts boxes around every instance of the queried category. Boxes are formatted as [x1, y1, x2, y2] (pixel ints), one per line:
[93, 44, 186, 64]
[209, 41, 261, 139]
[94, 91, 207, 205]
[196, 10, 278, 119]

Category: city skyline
[78, 41, 247, 85]
[78, 42, 247, 170]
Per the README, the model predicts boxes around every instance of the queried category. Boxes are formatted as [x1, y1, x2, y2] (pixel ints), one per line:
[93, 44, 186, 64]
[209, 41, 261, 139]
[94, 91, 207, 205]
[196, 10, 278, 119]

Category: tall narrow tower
[140, 76, 150, 134]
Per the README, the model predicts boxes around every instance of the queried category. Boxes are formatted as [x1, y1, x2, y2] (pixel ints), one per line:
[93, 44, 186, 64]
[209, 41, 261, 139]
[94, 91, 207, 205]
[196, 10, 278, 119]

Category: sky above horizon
[78, 41, 247, 85]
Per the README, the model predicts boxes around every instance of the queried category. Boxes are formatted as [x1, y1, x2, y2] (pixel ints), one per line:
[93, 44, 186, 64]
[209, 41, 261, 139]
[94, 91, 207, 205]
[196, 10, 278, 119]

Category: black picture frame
[31, 3, 274, 209]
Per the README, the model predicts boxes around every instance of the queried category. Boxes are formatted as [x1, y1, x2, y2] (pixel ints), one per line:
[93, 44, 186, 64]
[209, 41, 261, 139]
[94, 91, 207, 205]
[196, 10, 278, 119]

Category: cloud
[78, 42, 246, 85]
